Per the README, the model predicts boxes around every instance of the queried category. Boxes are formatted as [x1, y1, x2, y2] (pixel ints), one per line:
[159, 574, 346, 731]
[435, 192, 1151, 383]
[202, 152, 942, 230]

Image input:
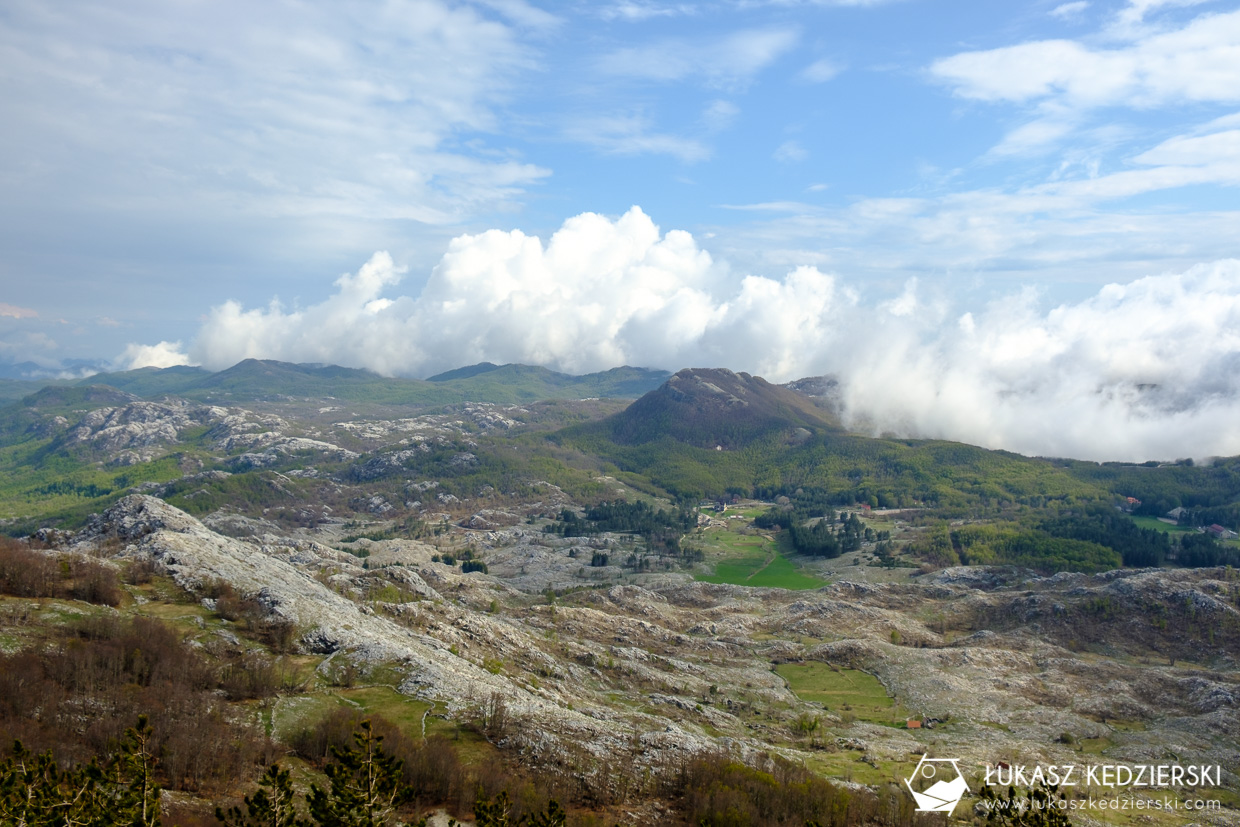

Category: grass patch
[776, 663, 904, 725]
[1129, 516, 1195, 535]
[336, 686, 432, 732]
[694, 523, 826, 590]
[1077, 736, 1113, 755]
[804, 752, 897, 787]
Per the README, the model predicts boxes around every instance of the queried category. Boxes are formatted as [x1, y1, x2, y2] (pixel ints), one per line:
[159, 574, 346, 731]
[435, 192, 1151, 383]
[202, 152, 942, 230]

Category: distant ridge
[22, 384, 139, 409]
[0, 359, 673, 406]
[602, 367, 841, 449]
[427, 362, 501, 382]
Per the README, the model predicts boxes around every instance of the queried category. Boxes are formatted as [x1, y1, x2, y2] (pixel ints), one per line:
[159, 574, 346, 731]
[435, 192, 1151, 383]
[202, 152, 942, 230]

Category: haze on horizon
[3, 0, 1240, 462]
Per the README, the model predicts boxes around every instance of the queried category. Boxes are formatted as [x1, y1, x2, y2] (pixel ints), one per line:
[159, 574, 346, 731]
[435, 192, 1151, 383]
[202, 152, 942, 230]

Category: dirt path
[746, 551, 777, 581]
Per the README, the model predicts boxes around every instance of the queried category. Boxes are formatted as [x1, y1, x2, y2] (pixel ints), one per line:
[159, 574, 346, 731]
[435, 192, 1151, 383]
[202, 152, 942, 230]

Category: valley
[1, 362, 1238, 826]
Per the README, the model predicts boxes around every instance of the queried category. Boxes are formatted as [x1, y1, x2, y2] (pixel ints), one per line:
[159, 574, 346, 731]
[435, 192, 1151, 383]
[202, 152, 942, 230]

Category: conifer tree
[306, 720, 411, 827]
[0, 716, 163, 827]
[217, 764, 310, 827]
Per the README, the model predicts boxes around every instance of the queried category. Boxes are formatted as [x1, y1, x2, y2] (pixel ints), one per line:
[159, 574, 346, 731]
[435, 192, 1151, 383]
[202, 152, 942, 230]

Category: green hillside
[55, 360, 670, 405]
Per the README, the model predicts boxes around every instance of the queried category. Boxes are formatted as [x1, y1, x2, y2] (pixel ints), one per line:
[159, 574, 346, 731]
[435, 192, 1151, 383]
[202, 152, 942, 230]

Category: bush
[0, 615, 273, 794]
[0, 537, 121, 606]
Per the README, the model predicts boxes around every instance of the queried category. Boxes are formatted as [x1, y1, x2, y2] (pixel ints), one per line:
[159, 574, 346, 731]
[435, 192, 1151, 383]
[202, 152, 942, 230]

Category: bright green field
[1129, 516, 1195, 534]
[698, 552, 826, 590]
[776, 663, 904, 724]
[694, 524, 826, 590]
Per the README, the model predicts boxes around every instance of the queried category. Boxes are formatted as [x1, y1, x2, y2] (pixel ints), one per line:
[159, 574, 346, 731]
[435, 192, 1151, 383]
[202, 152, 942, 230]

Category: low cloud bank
[123, 207, 1240, 462]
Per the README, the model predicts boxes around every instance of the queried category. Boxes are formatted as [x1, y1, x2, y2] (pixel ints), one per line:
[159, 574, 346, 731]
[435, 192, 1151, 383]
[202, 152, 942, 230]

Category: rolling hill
[38, 359, 672, 405]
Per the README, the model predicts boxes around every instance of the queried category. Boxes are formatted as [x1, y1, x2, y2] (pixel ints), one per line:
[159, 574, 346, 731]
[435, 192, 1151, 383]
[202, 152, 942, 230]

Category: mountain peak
[604, 367, 840, 448]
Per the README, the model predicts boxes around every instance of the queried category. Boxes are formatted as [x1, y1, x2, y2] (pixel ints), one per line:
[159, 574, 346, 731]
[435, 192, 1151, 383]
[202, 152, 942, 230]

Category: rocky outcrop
[65, 400, 226, 456]
[70, 495, 721, 764]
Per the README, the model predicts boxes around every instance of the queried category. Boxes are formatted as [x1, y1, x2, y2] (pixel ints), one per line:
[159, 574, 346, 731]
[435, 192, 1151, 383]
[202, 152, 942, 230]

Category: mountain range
[0, 359, 672, 406]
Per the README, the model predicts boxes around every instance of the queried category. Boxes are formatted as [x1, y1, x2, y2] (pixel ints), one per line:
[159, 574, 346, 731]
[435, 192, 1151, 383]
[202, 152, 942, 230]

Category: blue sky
[3, 0, 1240, 459]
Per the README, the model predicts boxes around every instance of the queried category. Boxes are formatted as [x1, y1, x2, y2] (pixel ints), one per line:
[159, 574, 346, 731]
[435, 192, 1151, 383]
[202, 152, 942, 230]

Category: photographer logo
[905, 756, 969, 814]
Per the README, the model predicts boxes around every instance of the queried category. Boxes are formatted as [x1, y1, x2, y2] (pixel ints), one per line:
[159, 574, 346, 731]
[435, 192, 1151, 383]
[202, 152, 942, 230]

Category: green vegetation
[754, 506, 880, 559]
[775, 663, 902, 725]
[0, 717, 164, 827]
[0, 437, 187, 530]
[545, 500, 698, 560]
[678, 751, 922, 827]
[565, 425, 1109, 515]
[945, 523, 1122, 573]
[1129, 515, 1195, 534]
[697, 547, 826, 590]
[693, 515, 826, 589]
[68, 360, 669, 405]
[1060, 456, 1240, 518]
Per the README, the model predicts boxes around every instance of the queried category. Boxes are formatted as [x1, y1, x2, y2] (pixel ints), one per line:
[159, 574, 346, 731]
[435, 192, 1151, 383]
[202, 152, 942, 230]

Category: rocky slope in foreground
[63, 495, 1240, 823]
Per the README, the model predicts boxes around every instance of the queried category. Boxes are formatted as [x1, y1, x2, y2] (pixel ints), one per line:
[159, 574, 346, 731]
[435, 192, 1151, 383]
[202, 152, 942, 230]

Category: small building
[1205, 524, 1239, 540]
[1166, 507, 1187, 520]
[906, 719, 922, 729]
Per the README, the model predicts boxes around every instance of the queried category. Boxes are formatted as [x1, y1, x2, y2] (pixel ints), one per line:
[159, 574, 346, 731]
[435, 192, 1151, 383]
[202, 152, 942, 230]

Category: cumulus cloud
[835, 263, 1240, 461]
[143, 207, 1240, 462]
[117, 341, 194, 370]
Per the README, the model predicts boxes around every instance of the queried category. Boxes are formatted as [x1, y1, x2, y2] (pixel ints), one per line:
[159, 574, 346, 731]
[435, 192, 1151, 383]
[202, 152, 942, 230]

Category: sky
[3, 0, 1240, 460]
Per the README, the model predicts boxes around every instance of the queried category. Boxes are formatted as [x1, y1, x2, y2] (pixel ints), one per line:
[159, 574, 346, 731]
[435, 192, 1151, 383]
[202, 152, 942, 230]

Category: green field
[1129, 516, 1195, 534]
[776, 662, 904, 724]
[694, 521, 826, 590]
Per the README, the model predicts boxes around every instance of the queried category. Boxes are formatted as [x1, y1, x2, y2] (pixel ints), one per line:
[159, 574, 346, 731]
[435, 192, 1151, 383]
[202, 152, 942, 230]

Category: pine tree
[472, 791, 512, 827]
[0, 716, 163, 827]
[217, 764, 311, 827]
[471, 792, 567, 827]
[111, 716, 162, 827]
[306, 720, 411, 827]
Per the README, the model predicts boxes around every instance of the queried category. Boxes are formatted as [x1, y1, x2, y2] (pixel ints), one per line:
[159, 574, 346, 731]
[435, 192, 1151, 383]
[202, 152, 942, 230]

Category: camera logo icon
[904, 756, 969, 814]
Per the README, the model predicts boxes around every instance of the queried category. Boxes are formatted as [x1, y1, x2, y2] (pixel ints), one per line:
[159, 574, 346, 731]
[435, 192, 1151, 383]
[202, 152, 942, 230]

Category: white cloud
[1112, 0, 1213, 35]
[743, 0, 902, 6]
[0, 303, 38, 320]
[564, 114, 711, 162]
[596, 27, 800, 87]
[773, 140, 809, 163]
[471, 0, 561, 30]
[1133, 128, 1240, 166]
[0, 0, 547, 229]
[719, 201, 821, 212]
[989, 116, 1079, 156]
[710, 114, 1240, 288]
[130, 207, 1240, 461]
[702, 100, 741, 132]
[117, 341, 193, 370]
[800, 58, 841, 83]
[597, 1, 695, 21]
[931, 4, 1240, 152]
[837, 260, 1240, 462]
[1050, 2, 1089, 19]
